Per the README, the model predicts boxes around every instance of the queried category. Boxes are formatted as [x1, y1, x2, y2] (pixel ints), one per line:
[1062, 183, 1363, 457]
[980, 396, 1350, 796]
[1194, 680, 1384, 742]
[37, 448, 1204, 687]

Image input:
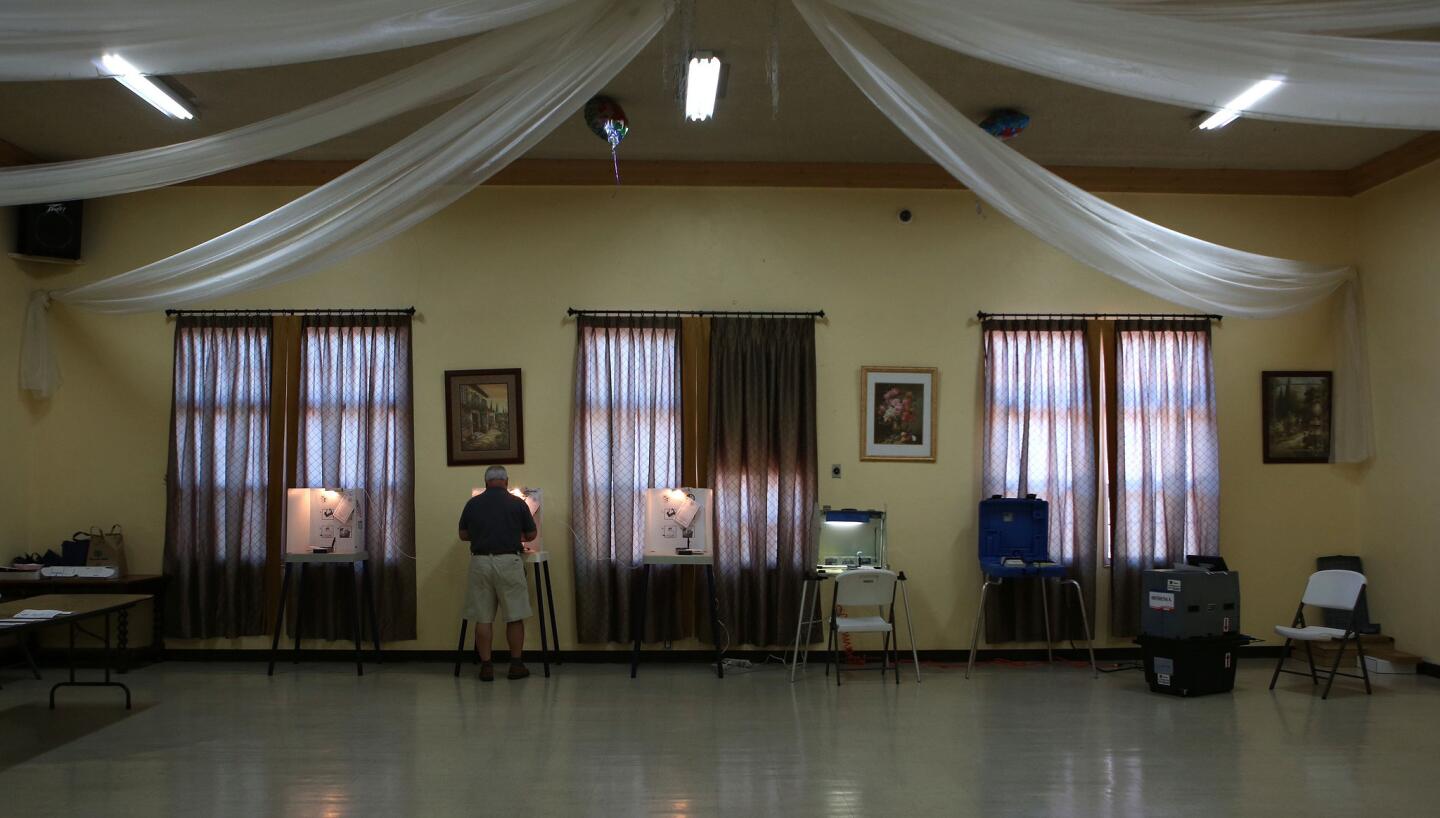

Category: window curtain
[291, 314, 417, 642]
[1111, 320, 1220, 636]
[981, 320, 1097, 642]
[571, 317, 684, 644]
[164, 316, 272, 638]
[708, 317, 818, 647]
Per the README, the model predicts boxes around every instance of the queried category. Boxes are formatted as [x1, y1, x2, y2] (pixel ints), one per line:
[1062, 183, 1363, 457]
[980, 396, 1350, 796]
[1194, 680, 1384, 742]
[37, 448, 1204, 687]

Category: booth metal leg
[706, 564, 724, 679]
[364, 560, 382, 661]
[899, 577, 920, 683]
[789, 580, 811, 682]
[1062, 578, 1098, 678]
[1039, 577, 1053, 663]
[351, 568, 364, 677]
[533, 566, 551, 678]
[543, 563, 560, 664]
[292, 563, 306, 662]
[966, 578, 998, 679]
[629, 564, 651, 679]
[454, 619, 469, 678]
[267, 562, 294, 676]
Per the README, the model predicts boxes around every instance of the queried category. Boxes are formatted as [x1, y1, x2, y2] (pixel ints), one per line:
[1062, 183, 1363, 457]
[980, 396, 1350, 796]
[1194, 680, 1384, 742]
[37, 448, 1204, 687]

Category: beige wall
[2, 184, 1369, 652]
[1356, 160, 1440, 663]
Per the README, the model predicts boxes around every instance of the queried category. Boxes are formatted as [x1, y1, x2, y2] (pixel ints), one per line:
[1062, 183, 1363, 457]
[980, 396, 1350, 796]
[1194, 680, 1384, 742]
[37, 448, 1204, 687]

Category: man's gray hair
[484, 465, 509, 483]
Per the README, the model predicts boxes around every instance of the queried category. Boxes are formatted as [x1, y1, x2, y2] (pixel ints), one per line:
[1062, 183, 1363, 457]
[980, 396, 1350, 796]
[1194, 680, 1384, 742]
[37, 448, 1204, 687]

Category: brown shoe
[507, 662, 530, 680]
[479, 662, 495, 682]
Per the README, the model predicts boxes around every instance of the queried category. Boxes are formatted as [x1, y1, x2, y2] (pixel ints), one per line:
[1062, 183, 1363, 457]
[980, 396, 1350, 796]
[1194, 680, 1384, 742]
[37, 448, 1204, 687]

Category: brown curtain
[164, 315, 272, 638]
[708, 317, 817, 647]
[1111, 319, 1219, 636]
[291, 314, 417, 641]
[981, 320, 1097, 642]
[571, 317, 686, 643]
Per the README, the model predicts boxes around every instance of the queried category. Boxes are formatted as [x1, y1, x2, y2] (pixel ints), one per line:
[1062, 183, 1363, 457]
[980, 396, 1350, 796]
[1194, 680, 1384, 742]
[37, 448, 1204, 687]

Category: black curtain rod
[567, 308, 825, 318]
[976, 310, 1221, 322]
[165, 307, 416, 317]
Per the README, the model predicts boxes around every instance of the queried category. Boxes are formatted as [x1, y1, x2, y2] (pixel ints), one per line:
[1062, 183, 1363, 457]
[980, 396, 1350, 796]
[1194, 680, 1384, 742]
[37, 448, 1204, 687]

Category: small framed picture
[1262, 371, 1332, 464]
[445, 369, 524, 466]
[861, 366, 938, 462]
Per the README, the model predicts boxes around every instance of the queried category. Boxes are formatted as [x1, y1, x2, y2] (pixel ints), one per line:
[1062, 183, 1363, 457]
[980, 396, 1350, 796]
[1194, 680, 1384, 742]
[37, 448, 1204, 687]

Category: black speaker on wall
[14, 200, 83, 260]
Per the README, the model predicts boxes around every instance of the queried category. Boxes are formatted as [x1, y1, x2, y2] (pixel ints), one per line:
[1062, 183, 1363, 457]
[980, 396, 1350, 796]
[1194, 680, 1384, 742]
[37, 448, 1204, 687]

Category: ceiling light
[100, 53, 194, 120]
[1197, 78, 1283, 131]
[685, 54, 722, 122]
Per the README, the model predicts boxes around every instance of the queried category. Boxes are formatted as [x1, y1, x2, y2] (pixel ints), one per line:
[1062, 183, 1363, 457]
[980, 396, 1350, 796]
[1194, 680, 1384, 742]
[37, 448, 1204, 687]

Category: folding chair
[825, 569, 899, 686]
[1269, 569, 1373, 700]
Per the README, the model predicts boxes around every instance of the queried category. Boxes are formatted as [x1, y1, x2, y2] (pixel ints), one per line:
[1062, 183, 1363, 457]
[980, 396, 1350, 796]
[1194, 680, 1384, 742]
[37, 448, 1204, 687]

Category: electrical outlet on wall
[831, 464, 842, 478]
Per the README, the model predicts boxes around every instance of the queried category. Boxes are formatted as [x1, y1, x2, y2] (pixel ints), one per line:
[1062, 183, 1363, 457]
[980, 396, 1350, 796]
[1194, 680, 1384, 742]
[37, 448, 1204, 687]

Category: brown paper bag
[86, 524, 129, 575]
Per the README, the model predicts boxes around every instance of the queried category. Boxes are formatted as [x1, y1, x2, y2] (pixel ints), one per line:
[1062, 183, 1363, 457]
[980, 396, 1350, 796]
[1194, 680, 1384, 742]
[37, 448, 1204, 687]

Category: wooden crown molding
[0, 138, 36, 167]
[1345, 132, 1440, 195]
[181, 157, 1356, 196]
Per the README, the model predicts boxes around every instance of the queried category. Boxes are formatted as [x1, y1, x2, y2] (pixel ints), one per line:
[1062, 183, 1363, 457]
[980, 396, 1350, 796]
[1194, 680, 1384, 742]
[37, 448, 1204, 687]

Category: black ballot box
[1138, 634, 1253, 697]
[1142, 568, 1240, 639]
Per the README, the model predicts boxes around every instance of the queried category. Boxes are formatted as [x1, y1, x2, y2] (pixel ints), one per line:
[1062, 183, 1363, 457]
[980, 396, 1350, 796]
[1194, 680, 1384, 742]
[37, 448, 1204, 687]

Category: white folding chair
[826, 569, 899, 686]
[1269, 569, 1373, 699]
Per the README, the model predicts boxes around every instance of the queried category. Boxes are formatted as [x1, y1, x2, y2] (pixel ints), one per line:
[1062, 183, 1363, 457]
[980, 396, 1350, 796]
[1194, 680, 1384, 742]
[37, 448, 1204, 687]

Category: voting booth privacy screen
[286, 488, 364, 553]
[643, 488, 712, 556]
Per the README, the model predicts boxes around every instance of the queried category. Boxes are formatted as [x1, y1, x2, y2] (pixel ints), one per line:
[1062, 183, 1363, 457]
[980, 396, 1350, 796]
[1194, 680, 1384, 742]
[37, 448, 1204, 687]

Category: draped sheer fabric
[0, 0, 578, 80]
[1091, 1, 1440, 34]
[21, 0, 669, 399]
[571, 318, 685, 644]
[794, 0, 1372, 462]
[981, 321, 1097, 642]
[707, 317, 817, 647]
[0, 7, 592, 207]
[164, 316, 272, 639]
[1111, 321, 1220, 636]
[829, 0, 1440, 129]
[292, 315, 417, 642]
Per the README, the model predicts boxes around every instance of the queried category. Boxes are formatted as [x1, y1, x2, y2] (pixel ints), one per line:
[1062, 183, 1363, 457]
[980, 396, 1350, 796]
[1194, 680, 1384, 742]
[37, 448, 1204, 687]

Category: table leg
[454, 619, 469, 678]
[20, 639, 41, 680]
[543, 562, 560, 664]
[364, 560, 382, 661]
[630, 564, 651, 679]
[351, 566, 364, 677]
[706, 564, 724, 680]
[789, 580, 811, 682]
[48, 612, 133, 710]
[293, 563, 306, 663]
[534, 565, 551, 678]
[267, 562, 293, 676]
[899, 576, 921, 683]
[117, 608, 130, 674]
[153, 586, 167, 656]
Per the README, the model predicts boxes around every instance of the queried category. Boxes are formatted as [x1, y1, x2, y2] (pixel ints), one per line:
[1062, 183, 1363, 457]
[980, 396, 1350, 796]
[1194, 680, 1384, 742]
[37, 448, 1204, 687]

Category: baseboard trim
[1419, 661, 1440, 679]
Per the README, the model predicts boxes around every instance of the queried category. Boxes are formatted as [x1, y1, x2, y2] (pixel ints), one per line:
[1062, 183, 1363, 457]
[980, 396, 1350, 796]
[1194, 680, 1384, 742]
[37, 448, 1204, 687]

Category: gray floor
[1, 657, 1436, 817]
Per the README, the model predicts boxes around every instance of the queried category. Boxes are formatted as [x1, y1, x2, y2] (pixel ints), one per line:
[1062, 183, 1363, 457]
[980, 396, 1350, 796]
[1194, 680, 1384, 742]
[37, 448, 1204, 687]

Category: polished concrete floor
[0, 656, 1436, 817]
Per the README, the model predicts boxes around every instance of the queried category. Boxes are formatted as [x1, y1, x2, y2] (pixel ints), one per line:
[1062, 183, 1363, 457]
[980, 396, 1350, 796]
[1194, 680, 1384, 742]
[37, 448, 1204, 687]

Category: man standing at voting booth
[459, 466, 538, 681]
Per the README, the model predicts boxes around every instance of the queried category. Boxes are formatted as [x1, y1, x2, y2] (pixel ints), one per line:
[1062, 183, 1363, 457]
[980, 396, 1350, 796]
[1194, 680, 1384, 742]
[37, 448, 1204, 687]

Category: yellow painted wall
[0, 215, 31, 555]
[2, 185, 1367, 652]
[1355, 160, 1440, 663]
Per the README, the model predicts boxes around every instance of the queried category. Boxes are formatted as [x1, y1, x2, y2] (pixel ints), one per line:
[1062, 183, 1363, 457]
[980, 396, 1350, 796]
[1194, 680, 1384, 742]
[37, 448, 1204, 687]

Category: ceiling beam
[179, 158, 1354, 196]
[1346, 132, 1440, 195]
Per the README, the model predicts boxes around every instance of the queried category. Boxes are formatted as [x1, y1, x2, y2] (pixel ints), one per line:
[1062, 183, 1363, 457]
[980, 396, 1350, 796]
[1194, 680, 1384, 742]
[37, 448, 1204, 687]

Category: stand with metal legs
[966, 575, 1097, 679]
[454, 551, 560, 678]
[267, 552, 382, 677]
[630, 553, 724, 679]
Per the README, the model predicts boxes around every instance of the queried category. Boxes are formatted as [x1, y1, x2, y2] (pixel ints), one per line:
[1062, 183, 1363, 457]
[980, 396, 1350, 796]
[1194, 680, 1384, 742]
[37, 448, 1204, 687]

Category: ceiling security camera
[897, 208, 913, 224]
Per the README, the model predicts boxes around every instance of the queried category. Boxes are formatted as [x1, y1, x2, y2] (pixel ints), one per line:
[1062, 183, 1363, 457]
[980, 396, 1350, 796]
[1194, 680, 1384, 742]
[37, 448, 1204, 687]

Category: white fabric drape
[0, 0, 578, 80]
[0, 7, 594, 207]
[794, 0, 1373, 461]
[829, 0, 1440, 129]
[1092, 1, 1440, 34]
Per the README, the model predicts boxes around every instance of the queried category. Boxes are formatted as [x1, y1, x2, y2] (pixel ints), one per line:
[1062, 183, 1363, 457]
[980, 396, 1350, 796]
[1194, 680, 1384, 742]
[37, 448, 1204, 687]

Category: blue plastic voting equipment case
[977, 495, 1064, 578]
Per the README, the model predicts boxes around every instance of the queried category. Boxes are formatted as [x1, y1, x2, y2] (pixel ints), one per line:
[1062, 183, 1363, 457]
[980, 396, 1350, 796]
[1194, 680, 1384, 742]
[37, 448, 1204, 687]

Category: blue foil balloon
[980, 109, 1030, 141]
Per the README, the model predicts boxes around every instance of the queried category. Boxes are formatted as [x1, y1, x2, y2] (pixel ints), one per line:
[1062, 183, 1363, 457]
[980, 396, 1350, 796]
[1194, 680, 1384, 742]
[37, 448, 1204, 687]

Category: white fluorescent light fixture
[101, 54, 194, 120]
[1198, 78, 1283, 131]
[685, 54, 722, 121]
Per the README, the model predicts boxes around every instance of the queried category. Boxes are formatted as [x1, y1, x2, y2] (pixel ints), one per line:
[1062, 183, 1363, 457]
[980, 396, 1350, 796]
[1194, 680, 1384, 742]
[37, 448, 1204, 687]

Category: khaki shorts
[465, 553, 532, 624]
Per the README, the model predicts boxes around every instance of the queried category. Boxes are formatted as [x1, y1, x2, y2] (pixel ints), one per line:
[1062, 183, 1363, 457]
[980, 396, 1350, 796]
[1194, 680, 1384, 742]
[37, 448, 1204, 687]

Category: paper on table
[11, 609, 72, 619]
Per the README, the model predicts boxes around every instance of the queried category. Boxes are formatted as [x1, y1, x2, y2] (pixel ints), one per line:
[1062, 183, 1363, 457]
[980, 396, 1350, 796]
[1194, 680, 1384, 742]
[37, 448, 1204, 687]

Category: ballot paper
[10, 609, 72, 619]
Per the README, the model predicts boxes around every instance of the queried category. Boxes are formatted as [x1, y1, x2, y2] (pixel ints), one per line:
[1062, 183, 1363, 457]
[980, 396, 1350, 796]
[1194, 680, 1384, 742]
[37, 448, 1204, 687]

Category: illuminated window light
[101, 53, 194, 120]
[1198, 78, 1283, 131]
[685, 54, 722, 122]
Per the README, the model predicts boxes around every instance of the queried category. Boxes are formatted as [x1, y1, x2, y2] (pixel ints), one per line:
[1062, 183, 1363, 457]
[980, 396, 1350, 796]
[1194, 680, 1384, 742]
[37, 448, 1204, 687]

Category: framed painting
[445, 369, 524, 466]
[1262, 370, 1331, 464]
[860, 366, 938, 462]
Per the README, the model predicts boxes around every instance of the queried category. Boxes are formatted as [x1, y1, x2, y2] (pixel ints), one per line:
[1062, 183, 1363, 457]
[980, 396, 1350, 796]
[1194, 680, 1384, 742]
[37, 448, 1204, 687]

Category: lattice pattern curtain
[981, 320, 1097, 642]
[1112, 319, 1220, 636]
[164, 315, 271, 638]
[292, 314, 416, 641]
[571, 317, 683, 644]
[708, 317, 818, 647]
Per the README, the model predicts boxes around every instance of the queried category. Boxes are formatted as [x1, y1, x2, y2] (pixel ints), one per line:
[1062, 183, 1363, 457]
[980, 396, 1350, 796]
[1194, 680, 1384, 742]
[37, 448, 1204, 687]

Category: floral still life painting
[861, 367, 937, 462]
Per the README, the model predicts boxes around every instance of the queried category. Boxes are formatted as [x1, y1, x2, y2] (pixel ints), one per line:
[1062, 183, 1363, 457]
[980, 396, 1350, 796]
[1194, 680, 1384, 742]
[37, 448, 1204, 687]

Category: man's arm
[519, 502, 538, 547]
